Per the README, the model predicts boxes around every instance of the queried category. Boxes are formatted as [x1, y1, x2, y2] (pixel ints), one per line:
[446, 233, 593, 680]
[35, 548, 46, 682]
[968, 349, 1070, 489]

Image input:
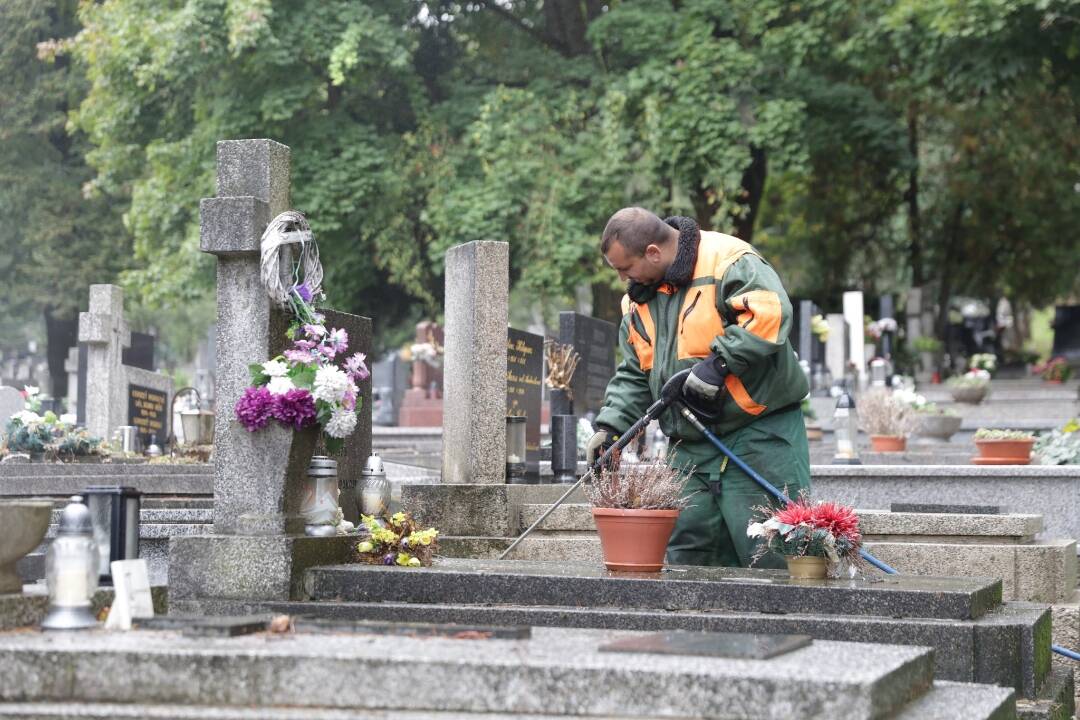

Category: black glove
[585, 425, 618, 468]
[683, 353, 730, 403]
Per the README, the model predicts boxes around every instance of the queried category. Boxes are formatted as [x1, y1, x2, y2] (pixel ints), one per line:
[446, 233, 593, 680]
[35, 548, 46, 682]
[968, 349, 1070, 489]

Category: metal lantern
[359, 453, 391, 517]
[302, 456, 340, 536]
[505, 416, 527, 484]
[83, 485, 142, 583]
[175, 386, 215, 447]
[42, 495, 100, 630]
[831, 389, 862, 465]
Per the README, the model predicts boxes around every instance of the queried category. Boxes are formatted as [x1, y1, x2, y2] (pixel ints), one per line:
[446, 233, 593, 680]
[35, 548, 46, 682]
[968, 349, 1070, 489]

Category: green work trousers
[665, 405, 811, 568]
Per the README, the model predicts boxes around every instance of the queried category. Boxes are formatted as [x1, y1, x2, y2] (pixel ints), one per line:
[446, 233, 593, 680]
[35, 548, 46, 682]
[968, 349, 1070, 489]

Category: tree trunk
[733, 146, 767, 242]
[935, 203, 965, 342]
[905, 104, 924, 286]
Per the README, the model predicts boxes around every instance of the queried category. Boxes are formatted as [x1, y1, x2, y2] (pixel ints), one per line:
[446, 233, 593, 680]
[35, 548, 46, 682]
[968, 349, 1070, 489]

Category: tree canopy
[3, 0, 1079, 358]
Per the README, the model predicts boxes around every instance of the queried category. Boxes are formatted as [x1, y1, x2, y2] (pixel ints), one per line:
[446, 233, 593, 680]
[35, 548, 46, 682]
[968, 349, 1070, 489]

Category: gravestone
[398, 321, 444, 426]
[0, 386, 24, 424]
[168, 139, 363, 608]
[879, 294, 895, 359]
[78, 285, 174, 444]
[558, 312, 617, 420]
[842, 291, 866, 387]
[64, 347, 79, 417]
[825, 314, 847, 384]
[442, 241, 509, 485]
[1052, 305, 1080, 363]
[371, 351, 409, 426]
[506, 328, 543, 475]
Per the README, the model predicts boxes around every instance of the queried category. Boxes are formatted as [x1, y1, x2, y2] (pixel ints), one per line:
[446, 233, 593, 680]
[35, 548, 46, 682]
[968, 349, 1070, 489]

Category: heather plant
[585, 449, 694, 511]
[974, 428, 1035, 441]
[858, 389, 916, 437]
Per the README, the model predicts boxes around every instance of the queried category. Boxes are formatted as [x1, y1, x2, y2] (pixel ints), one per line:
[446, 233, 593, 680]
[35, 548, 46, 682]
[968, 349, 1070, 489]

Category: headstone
[796, 300, 815, 366]
[906, 287, 923, 345]
[64, 347, 79, 416]
[76, 344, 87, 424]
[371, 352, 408, 426]
[825, 314, 847, 385]
[842, 291, 866, 387]
[0, 386, 24, 424]
[506, 328, 543, 475]
[879, 294, 895, 359]
[398, 321, 444, 426]
[442, 241, 509, 485]
[122, 332, 156, 371]
[77, 286, 173, 444]
[1051, 305, 1080, 363]
[558, 312, 617, 420]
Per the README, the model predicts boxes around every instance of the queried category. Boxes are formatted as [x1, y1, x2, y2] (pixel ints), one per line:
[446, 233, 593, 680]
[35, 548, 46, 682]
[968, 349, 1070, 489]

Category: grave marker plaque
[506, 328, 543, 473]
[558, 312, 617, 419]
[128, 383, 167, 445]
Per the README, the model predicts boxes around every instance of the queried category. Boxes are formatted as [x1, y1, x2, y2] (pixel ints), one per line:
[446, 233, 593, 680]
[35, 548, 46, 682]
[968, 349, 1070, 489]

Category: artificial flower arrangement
[2, 386, 103, 460]
[1034, 356, 1073, 383]
[747, 498, 865, 576]
[356, 512, 439, 567]
[234, 282, 369, 454]
[948, 368, 991, 387]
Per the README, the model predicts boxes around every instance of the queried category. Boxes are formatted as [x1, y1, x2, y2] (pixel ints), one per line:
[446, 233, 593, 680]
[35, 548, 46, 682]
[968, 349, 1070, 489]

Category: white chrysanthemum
[12, 410, 42, 426]
[267, 376, 295, 395]
[324, 406, 358, 438]
[23, 385, 39, 397]
[313, 365, 350, 404]
[262, 359, 289, 377]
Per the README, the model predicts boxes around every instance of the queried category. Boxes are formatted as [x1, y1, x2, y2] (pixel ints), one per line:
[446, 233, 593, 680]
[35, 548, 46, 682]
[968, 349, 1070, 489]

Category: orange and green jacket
[594, 230, 808, 455]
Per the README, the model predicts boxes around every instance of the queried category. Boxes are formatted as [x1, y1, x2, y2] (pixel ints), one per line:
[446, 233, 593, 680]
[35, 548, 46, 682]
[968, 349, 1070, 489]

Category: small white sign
[104, 559, 153, 630]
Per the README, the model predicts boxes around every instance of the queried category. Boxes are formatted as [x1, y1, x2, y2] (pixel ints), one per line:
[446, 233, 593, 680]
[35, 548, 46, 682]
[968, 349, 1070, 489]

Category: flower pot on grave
[805, 424, 823, 442]
[973, 439, 1034, 465]
[914, 413, 962, 441]
[870, 435, 906, 453]
[549, 388, 573, 417]
[591, 507, 680, 573]
[785, 555, 828, 580]
[950, 384, 988, 404]
[235, 422, 320, 535]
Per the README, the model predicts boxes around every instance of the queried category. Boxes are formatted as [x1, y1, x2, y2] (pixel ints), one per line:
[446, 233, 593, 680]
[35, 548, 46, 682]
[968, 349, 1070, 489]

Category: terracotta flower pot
[785, 555, 828, 580]
[805, 425, 823, 442]
[870, 435, 906, 452]
[591, 507, 680, 572]
[973, 439, 1034, 465]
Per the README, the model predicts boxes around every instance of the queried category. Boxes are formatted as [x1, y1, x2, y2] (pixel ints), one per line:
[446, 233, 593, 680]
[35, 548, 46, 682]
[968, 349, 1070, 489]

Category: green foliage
[1035, 420, 1080, 465]
[974, 428, 1035, 441]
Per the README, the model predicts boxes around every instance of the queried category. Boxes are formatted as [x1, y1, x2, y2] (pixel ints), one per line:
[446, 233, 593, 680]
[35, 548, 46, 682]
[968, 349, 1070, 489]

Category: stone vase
[950, 384, 988, 404]
[914, 413, 962, 441]
[591, 507, 679, 573]
[785, 555, 828, 580]
[0, 501, 52, 593]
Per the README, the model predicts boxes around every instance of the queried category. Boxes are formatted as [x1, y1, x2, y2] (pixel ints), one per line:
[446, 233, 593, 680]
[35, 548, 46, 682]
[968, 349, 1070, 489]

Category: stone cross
[200, 139, 296, 535]
[442, 241, 509, 484]
[78, 285, 132, 439]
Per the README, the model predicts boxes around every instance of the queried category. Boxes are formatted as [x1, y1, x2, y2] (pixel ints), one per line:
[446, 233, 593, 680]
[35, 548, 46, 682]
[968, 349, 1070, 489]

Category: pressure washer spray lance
[499, 368, 1080, 662]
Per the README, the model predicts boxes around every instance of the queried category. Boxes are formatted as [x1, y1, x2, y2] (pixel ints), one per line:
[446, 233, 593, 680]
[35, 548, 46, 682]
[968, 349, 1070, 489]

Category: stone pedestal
[441, 241, 509, 484]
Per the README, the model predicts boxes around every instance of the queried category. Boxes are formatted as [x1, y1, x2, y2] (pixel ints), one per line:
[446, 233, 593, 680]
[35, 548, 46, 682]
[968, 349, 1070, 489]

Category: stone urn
[949, 384, 989, 404]
[0, 500, 53, 593]
[914, 413, 963, 441]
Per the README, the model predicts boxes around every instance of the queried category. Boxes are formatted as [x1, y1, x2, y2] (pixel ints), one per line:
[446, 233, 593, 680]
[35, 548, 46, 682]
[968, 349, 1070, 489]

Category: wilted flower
[235, 387, 274, 431]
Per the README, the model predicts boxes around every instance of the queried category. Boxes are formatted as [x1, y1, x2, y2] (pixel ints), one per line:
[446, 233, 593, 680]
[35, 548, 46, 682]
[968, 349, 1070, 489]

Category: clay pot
[785, 555, 828, 580]
[973, 439, 1034, 465]
[591, 507, 680, 572]
[805, 425, 823, 442]
[870, 435, 906, 453]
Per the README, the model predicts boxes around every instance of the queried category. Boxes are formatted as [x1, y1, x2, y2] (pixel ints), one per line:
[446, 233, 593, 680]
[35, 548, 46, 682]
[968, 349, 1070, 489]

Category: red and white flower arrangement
[747, 498, 865, 574]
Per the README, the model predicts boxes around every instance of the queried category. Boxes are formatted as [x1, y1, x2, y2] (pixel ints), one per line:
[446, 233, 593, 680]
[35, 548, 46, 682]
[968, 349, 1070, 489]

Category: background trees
[2, 0, 1078, 368]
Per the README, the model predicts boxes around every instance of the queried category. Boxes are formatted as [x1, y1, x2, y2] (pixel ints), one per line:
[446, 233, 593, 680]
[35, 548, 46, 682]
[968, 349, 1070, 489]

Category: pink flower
[342, 385, 357, 411]
[271, 388, 317, 430]
[284, 349, 317, 366]
[328, 328, 348, 354]
[344, 352, 369, 381]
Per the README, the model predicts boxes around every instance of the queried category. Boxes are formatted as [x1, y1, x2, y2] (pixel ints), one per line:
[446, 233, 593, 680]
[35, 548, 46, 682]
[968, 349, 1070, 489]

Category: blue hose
[683, 406, 1077, 661]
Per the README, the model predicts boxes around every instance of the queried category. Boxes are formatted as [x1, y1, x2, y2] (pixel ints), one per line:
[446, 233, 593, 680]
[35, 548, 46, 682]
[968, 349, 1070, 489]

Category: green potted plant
[947, 369, 991, 404]
[1035, 419, 1080, 465]
[973, 428, 1036, 465]
[858, 389, 915, 452]
[585, 452, 692, 572]
[747, 497, 865, 579]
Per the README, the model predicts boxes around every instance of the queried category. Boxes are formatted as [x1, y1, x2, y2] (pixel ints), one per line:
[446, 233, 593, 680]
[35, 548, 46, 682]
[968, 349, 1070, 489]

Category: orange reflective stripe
[731, 290, 782, 344]
[677, 284, 724, 360]
[622, 296, 655, 372]
[725, 374, 766, 416]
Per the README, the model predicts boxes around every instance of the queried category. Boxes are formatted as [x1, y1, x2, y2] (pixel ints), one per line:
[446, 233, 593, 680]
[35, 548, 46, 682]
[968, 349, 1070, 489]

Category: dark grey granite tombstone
[558, 312, 617, 420]
[122, 332, 156, 371]
[127, 383, 168, 448]
[507, 328, 544, 475]
[1052, 304, 1080, 362]
[880, 294, 895, 358]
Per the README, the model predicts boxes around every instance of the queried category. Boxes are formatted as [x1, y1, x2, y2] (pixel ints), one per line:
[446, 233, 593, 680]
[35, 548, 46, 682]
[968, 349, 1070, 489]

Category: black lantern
[82, 485, 141, 584]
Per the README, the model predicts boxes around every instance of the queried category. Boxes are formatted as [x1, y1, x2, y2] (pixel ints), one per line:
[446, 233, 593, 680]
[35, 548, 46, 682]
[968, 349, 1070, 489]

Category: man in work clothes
[586, 207, 810, 568]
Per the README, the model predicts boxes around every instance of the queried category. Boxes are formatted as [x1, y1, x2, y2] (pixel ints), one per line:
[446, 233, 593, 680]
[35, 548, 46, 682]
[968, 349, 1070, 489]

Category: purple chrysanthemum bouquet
[234, 283, 369, 454]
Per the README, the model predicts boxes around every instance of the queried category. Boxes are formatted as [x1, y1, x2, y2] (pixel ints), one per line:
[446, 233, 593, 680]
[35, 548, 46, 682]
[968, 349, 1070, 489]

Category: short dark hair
[600, 207, 673, 256]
